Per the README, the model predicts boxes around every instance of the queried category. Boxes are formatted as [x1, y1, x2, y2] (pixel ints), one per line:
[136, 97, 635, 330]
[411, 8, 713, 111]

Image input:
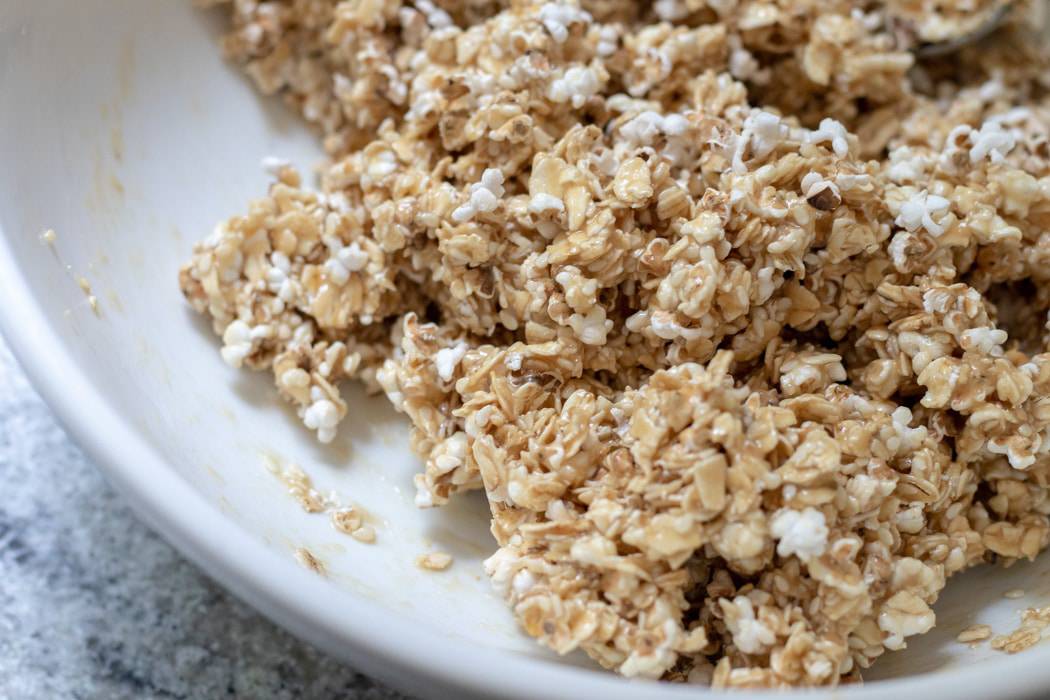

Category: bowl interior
[3, 1, 1050, 697]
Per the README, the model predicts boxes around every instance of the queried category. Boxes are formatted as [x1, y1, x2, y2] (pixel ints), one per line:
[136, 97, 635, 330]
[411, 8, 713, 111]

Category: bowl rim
[2, 226, 1050, 700]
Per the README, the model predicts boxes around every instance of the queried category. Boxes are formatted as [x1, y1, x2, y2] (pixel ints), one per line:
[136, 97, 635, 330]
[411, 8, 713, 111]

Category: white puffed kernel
[537, 2, 591, 43]
[302, 398, 339, 443]
[338, 242, 369, 272]
[219, 320, 254, 368]
[434, 342, 469, 382]
[548, 66, 600, 108]
[969, 120, 1017, 163]
[280, 368, 311, 389]
[770, 507, 828, 561]
[452, 169, 505, 222]
[961, 327, 1007, 356]
[895, 190, 951, 236]
[807, 118, 850, 157]
[414, 0, 453, 28]
[528, 193, 565, 215]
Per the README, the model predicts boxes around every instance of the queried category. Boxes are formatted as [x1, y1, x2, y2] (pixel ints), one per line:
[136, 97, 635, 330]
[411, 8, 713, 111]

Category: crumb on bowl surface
[417, 551, 455, 571]
[180, 0, 1050, 688]
[957, 624, 993, 644]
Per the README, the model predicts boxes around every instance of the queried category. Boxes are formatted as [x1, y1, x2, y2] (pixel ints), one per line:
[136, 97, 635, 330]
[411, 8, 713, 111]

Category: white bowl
[3, 2, 1050, 698]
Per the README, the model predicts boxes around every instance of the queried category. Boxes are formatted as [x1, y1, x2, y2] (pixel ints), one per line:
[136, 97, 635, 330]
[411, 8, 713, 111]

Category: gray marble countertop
[0, 338, 409, 700]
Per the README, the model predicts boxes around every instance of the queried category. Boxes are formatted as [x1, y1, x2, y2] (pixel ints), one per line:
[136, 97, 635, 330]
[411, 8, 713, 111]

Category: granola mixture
[181, 0, 1050, 687]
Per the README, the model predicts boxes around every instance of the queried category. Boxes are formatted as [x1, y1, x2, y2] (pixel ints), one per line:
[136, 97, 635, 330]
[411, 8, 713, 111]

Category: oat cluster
[181, 0, 1050, 687]
[991, 604, 1050, 653]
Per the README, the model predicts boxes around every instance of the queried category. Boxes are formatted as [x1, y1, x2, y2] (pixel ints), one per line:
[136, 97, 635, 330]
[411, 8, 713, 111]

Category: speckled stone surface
[0, 339, 410, 700]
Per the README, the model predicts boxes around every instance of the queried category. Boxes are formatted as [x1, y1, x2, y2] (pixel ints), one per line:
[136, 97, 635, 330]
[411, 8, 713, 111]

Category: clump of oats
[330, 507, 377, 544]
[182, 0, 1050, 688]
[266, 456, 335, 513]
[990, 610, 1050, 655]
[266, 455, 377, 543]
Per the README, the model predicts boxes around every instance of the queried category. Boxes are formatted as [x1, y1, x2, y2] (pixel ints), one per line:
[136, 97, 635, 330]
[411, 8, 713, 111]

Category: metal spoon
[913, 2, 1014, 57]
